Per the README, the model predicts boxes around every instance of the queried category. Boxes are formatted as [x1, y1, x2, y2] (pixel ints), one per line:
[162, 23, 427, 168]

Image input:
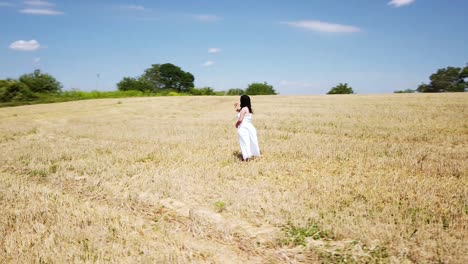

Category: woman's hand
[234, 102, 241, 112]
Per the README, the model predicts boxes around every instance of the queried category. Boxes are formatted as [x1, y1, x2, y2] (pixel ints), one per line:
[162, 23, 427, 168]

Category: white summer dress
[237, 112, 260, 160]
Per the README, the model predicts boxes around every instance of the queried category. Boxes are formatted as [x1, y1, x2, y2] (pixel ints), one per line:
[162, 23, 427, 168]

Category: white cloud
[202, 61, 215, 67]
[195, 14, 222, 22]
[9, 39, 41, 51]
[281, 20, 361, 33]
[388, 0, 416, 7]
[24, 0, 54, 6]
[119, 5, 147, 11]
[20, 1, 64, 15]
[208, 48, 221, 54]
[19, 8, 63, 15]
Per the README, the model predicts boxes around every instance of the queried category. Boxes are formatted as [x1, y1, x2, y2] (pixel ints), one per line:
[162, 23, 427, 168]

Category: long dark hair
[240, 94, 253, 113]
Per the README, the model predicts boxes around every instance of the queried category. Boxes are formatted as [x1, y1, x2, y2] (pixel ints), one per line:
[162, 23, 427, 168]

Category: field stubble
[0, 94, 467, 263]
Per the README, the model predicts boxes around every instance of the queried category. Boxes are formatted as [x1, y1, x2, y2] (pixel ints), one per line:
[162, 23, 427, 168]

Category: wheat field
[0, 94, 467, 263]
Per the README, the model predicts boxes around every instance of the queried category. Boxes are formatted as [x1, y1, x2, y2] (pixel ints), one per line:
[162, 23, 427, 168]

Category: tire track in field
[11, 169, 275, 263]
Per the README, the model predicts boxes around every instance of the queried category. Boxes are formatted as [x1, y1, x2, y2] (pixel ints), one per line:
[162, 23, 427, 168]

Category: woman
[234, 95, 260, 161]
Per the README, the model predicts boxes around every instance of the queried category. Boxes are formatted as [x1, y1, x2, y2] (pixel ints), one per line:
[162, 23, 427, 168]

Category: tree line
[394, 64, 467, 93]
[117, 63, 277, 96]
[1, 63, 465, 105]
[328, 64, 467, 94]
[0, 63, 277, 105]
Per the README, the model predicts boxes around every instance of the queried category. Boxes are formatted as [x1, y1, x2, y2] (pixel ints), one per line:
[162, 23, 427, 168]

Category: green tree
[245, 82, 277, 95]
[158, 63, 194, 92]
[227, 88, 244, 95]
[140, 63, 194, 92]
[141, 64, 163, 91]
[19, 69, 62, 93]
[461, 65, 468, 79]
[0, 79, 36, 102]
[327, 83, 354, 94]
[416, 83, 436, 93]
[117, 77, 153, 92]
[417, 65, 467, 92]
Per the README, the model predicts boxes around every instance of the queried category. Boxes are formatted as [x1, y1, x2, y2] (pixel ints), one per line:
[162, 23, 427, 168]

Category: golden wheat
[0, 94, 467, 263]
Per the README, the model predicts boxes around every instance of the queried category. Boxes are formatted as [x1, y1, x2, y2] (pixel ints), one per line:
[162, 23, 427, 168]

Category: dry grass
[0, 94, 467, 263]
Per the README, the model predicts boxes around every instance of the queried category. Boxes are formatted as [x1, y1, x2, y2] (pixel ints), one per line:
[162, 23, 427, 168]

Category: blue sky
[1, 0, 467, 94]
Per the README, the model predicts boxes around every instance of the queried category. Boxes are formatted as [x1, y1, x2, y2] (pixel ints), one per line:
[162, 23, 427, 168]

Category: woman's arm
[235, 107, 248, 128]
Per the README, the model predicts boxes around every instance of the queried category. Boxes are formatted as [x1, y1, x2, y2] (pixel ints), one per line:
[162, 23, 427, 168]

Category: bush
[56, 89, 148, 101]
[245, 82, 277, 95]
[119, 90, 146, 97]
[0, 80, 36, 102]
[189, 87, 215, 95]
[19, 69, 62, 94]
[227, 88, 244, 95]
[167, 91, 180, 96]
[213, 91, 227, 96]
[117, 77, 153, 92]
[327, 83, 354, 94]
[394, 89, 416, 93]
[60, 89, 88, 98]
